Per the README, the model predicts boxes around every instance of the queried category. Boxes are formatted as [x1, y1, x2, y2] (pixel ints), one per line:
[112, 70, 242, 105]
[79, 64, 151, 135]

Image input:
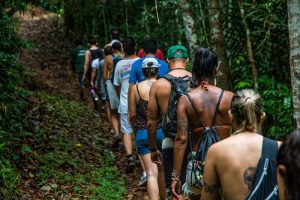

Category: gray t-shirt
[113, 57, 139, 114]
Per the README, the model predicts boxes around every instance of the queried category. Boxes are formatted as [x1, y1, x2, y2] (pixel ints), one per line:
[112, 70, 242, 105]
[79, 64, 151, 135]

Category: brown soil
[18, 6, 149, 200]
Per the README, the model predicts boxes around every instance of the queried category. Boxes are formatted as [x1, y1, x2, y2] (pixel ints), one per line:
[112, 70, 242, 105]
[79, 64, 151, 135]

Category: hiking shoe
[137, 172, 147, 187]
[125, 158, 135, 174]
[111, 136, 121, 148]
[93, 111, 100, 117]
[135, 158, 141, 167]
[80, 92, 84, 100]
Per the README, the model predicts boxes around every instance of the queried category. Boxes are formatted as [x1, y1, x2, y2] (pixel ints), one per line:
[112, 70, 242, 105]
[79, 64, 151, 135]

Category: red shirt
[138, 48, 165, 60]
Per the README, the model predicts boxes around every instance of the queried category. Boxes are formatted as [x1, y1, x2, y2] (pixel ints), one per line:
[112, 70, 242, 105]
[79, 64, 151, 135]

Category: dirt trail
[18, 7, 148, 200]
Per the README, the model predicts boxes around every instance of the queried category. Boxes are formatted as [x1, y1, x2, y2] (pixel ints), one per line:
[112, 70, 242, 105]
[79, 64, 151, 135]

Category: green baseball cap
[167, 45, 189, 59]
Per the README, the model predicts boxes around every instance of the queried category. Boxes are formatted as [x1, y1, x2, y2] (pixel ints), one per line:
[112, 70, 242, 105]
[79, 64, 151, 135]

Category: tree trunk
[177, 0, 198, 59]
[287, 0, 300, 128]
[238, 0, 258, 90]
[198, 0, 209, 47]
[143, 1, 150, 35]
[102, 9, 108, 42]
[124, 0, 129, 37]
[207, 0, 231, 90]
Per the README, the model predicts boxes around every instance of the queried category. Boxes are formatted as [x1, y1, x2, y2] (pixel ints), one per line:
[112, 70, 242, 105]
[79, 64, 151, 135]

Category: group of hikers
[71, 30, 299, 200]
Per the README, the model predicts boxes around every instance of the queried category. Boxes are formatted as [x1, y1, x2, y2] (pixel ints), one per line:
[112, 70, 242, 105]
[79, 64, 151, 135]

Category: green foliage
[92, 167, 125, 200]
[224, 0, 292, 137]
[0, 87, 125, 198]
[235, 75, 293, 140]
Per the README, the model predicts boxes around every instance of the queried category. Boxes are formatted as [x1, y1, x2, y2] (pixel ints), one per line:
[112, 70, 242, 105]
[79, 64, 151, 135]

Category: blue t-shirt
[129, 56, 170, 84]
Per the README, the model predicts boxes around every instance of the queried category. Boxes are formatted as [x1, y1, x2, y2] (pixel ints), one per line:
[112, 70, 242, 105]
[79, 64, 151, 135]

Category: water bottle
[91, 88, 99, 101]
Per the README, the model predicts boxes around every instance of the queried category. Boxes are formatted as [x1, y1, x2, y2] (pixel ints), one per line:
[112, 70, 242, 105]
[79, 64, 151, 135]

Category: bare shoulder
[223, 90, 234, 99]
[208, 136, 234, 157]
[178, 95, 190, 109]
[132, 84, 137, 94]
[152, 78, 170, 92]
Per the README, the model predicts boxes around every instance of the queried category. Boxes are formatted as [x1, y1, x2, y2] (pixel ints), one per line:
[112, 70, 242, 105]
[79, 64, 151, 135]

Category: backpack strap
[162, 73, 174, 81]
[136, 84, 142, 99]
[185, 89, 224, 129]
[261, 137, 278, 160]
[185, 94, 206, 130]
[211, 89, 224, 126]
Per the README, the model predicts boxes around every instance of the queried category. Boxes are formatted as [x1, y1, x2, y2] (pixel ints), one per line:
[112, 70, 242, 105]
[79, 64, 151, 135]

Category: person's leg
[162, 141, 174, 197]
[100, 78, 107, 112]
[156, 128, 166, 199]
[141, 153, 160, 200]
[138, 155, 148, 186]
[111, 109, 120, 138]
[157, 162, 166, 199]
[78, 73, 85, 99]
[91, 87, 100, 115]
[105, 100, 111, 123]
[120, 113, 134, 173]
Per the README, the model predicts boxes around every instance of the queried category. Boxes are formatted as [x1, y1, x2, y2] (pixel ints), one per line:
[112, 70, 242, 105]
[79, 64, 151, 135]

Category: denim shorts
[136, 128, 164, 156]
[120, 113, 133, 134]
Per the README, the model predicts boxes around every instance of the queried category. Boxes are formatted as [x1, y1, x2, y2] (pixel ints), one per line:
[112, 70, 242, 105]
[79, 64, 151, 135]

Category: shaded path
[18, 6, 149, 200]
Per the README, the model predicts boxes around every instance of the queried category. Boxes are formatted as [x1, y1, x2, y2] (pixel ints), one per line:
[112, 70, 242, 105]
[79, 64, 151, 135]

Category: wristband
[171, 169, 181, 181]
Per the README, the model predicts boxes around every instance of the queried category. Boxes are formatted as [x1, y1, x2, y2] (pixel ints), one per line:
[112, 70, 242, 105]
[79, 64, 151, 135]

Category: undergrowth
[0, 87, 125, 199]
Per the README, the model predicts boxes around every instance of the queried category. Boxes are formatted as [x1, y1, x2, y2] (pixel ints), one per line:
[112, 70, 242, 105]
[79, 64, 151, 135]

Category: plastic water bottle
[91, 88, 99, 101]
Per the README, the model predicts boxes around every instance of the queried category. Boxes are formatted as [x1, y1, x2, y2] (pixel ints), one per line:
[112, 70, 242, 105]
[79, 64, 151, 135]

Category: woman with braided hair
[200, 89, 281, 200]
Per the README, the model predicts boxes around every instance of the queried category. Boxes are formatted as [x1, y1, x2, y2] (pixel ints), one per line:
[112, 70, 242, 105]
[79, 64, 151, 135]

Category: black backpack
[162, 74, 190, 138]
[185, 89, 224, 189]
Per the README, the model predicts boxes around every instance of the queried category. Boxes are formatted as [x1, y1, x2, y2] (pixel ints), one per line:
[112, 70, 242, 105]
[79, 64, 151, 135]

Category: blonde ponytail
[230, 89, 263, 132]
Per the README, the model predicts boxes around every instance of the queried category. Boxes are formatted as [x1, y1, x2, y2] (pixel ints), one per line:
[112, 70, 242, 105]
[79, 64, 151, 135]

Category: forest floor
[15, 6, 148, 200]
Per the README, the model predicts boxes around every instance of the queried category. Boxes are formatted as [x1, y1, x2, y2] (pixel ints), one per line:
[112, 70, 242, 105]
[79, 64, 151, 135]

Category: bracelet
[149, 147, 157, 152]
[171, 169, 181, 181]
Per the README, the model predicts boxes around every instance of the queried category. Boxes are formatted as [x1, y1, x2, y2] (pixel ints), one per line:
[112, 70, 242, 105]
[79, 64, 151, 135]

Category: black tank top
[90, 48, 103, 64]
[134, 84, 162, 130]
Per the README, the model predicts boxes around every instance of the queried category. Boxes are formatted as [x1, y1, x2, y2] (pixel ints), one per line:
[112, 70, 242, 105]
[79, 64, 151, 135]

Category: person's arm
[128, 63, 137, 121]
[171, 96, 189, 198]
[128, 83, 135, 121]
[147, 82, 162, 164]
[200, 145, 220, 200]
[103, 55, 112, 83]
[113, 65, 121, 97]
[128, 85, 137, 127]
[83, 50, 90, 80]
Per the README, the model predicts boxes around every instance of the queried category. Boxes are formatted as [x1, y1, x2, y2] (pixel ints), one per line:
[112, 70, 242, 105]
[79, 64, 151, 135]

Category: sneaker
[125, 158, 135, 174]
[137, 172, 147, 187]
[111, 136, 121, 148]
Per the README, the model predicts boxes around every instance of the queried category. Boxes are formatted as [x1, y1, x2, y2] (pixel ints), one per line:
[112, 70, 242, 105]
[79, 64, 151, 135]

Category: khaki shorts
[105, 80, 119, 110]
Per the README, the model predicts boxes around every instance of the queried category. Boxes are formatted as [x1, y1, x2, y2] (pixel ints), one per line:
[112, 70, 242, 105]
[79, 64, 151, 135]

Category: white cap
[142, 57, 160, 68]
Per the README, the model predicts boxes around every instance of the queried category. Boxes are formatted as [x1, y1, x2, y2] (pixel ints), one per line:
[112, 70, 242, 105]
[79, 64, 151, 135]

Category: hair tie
[245, 97, 251, 102]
